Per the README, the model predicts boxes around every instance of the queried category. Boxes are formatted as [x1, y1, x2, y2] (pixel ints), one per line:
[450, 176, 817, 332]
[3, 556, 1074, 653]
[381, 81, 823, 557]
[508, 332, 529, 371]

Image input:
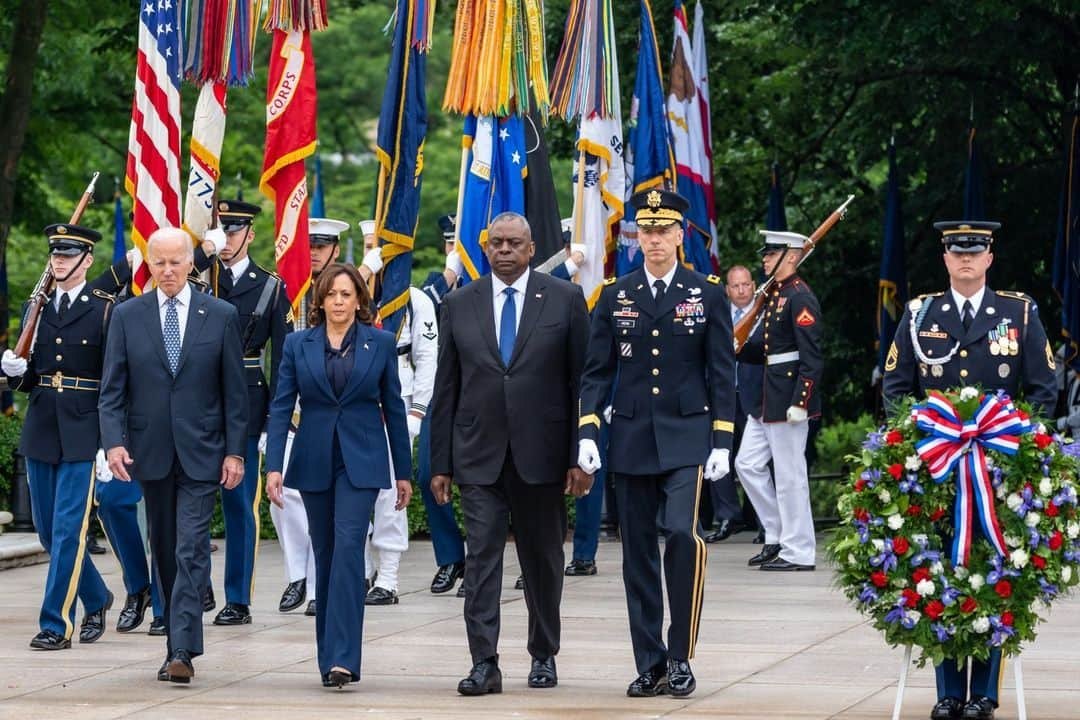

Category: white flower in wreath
[911, 533, 929, 546]
[904, 610, 921, 625]
[969, 574, 985, 590]
[953, 565, 970, 580]
[1004, 534, 1022, 549]
[931, 561, 945, 576]
[972, 616, 991, 634]
[905, 454, 922, 471]
[879, 488, 892, 504]
[1064, 566, 1074, 583]
[888, 514, 905, 531]
[996, 485, 1007, 500]
[1011, 548, 1030, 569]
[872, 539, 885, 552]
[916, 579, 936, 596]
[1067, 522, 1080, 540]
[1039, 478, 1054, 496]
[959, 387, 979, 402]
[903, 416, 913, 427]
[1006, 493, 1023, 512]
[1025, 512, 1042, 528]
[1035, 422, 1048, 435]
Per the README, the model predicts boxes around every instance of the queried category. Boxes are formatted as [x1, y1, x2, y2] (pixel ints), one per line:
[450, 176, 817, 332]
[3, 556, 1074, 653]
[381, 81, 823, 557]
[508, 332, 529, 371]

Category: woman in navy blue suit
[265, 263, 412, 688]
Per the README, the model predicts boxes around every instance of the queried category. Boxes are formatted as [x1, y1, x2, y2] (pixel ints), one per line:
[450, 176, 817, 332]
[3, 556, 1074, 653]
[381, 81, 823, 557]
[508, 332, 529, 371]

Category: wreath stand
[891, 645, 1027, 720]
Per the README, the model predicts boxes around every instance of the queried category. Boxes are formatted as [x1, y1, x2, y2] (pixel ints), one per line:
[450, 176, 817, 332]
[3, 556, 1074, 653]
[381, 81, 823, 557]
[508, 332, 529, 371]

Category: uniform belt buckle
[51, 372, 63, 389]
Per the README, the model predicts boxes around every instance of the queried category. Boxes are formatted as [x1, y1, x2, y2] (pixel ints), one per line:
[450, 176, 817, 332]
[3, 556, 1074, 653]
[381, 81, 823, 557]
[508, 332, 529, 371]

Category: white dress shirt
[227, 256, 250, 283]
[643, 263, 678, 298]
[54, 280, 87, 313]
[156, 283, 193, 346]
[492, 267, 530, 346]
[731, 301, 752, 324]
[950, 285, 986, 321]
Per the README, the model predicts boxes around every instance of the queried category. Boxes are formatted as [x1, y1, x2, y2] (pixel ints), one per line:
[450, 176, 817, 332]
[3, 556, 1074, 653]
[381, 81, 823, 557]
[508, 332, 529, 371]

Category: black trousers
[140, 458, 218, 658]
[459, 451, 567, 664]
[614, 466, 707, 674]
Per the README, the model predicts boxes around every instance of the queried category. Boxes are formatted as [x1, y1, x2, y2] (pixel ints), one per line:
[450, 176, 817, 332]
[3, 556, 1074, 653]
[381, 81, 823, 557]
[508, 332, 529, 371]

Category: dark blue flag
[877, 142, 908, 373]
[766, 162, 787, 231]
[963, 126, 985, 221]
[113, 191, 126, 264]
[310, 154, 326, 219]
[1053, 111, 1080, 370]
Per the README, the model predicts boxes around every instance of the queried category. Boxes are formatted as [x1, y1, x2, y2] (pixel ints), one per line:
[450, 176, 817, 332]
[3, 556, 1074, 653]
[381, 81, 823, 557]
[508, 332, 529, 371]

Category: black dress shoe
[704, 519, 744, 543]
[304, 600, 317, 616]
[117, 587, 152, 632]
[748, 544, 781, 566]
[752, 528, 766, 544]
[166, 649, 194, 683]
[667, 658, 696, 697]
[564, 559, 597, 576]
[458, 657, 502, 695]
[365, 586, 399, 605]
[431, 561, 465, 593]
[86, 532, 107, 555]
[514, 574, 524, 590]
[326, 667, 354, 689]
[213, 603, 251, 625]
[456, 582, 467, 598]
[79, 591, 114, 643]
[627, 661, 668, 697]
[961, 696, 996, 720]
[760, 557, 815, 571]
[157, 659, 170, 682]
[279, 579, 306, 612]
[202, 586, 216, 613]
[528, 656, 558, 688]
[148, 616, 166, 636]
[29, 630, 71, 650]
[930, 696, 965, 720]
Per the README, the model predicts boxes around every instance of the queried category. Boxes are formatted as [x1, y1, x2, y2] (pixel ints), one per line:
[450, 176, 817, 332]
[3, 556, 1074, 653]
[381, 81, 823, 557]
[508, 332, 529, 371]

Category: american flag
[125, 0, 183, 294]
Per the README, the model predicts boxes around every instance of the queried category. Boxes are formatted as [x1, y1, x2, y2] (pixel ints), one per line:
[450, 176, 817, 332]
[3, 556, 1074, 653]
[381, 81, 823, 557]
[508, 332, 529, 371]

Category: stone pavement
[0, 532, 1077, 719]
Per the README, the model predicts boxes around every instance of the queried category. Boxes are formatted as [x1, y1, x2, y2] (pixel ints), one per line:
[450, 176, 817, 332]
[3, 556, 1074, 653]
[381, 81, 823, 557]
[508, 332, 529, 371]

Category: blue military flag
[1052, 109, 1080, 371]
[876, 141, 908, 374]
[113, 189, 126, 264]
[766, 162, 788, 231]
[310, 153, 326, 219]
[963, 126, 985, 221]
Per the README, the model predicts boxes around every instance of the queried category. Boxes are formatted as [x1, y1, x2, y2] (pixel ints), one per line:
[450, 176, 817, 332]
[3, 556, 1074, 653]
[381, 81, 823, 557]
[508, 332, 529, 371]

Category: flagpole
[453, 143, 469, 246]
[573, 145, 587, 258]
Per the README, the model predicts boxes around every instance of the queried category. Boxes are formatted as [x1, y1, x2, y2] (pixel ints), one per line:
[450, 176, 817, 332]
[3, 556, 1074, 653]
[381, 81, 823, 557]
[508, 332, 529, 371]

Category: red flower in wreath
[853, 508, 869, 522]
[906, 504, 923, 517]
[912, 567, 932, 584]
[870, 571, 889, 588]
[960, 596, 978, 613]
[925, 600, 945, 620]
[901, 588, 921, 608]
[1034, 433, 1053, 450]
[929, 507, 946, 521]
[885, 430, 903, 445]
[994, 580, 1012, 598]
[887, 464, 903, 480]
[1046, 502, 1060, 518]
[1032, 555, 1047, 570]
[1001, 611, 1014, 626]
[892, 536, 910, 555]
[1049, 531, 1064, 551]
[854, 478, 866, 492]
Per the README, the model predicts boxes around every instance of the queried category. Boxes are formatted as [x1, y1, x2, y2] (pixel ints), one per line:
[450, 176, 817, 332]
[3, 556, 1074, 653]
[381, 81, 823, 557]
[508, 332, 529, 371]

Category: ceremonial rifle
[14, 172, 100, 359]
[733, 194, 854, 353]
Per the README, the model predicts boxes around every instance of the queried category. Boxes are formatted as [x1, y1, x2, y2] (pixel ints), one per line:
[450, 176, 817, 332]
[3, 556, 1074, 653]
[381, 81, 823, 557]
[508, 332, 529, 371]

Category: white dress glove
[361, 246, 384, 274]
[126, 246, 143, 268]
[786, 405, 809, 423]
[204, 227, 227, 254]
[704, 448, 730, 482]
[602, 405, 613, 424]
[445, 249, 464, 277]
[95, 449, 113, 483]
[258, 432, 267, 455]
[1, 349, 27, 377]
[578, 439, 602, 474]
[406, 414, 423, 441]
[570, 243, 587, 260]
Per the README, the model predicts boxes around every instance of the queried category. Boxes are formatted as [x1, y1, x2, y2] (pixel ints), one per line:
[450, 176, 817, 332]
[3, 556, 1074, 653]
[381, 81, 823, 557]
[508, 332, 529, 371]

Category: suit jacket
[98, 291, 248, 482]
[264, 323, 412, 491]
[431, 271, 590, 486]
[737, 359, 764, 421]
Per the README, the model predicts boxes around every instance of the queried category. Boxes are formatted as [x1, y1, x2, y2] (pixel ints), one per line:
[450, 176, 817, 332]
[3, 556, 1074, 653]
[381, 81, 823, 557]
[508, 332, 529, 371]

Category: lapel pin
[249, 272, 257, 279]
[80, 295, 88, 302]
[941, 303, 951, 312]
[675, 282, 684, 289]
[986, 306, 996, 315]
[535, 293, 542, 298]
[198, 308, 206, 314]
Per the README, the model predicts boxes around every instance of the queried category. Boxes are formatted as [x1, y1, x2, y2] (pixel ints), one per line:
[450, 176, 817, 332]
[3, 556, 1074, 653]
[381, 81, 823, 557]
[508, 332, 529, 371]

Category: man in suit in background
[430, 211, 591, 696]
[99, 227, 247, 684]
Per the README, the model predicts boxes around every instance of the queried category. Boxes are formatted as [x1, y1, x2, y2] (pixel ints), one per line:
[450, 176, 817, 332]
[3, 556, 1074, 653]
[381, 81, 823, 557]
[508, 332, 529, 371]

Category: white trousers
[365, 398, 411, 591]
[269, 430, 316, 598]
[735, 415, 817, 566]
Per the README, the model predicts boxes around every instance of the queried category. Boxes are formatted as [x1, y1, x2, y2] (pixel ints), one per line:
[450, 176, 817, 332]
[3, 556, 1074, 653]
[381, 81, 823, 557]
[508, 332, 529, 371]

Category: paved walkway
[0, 532, 1076, 719]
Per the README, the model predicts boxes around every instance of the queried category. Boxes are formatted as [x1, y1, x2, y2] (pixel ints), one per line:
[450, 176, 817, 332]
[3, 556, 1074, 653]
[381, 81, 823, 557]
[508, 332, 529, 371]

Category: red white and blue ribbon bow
[911, 391, 1031, 566]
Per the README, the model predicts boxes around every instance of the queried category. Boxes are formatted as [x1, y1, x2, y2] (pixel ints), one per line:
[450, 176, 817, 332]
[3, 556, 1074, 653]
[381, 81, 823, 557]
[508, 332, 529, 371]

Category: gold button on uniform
[55, 355, 63, 362]
[651, 329, 659, 337]
[959, 350, 968, 358]
[652, 387, 660, 395]
[651, 348, 659, 356]
[960, 369, 968, 378]
[55, 338, 62, 345]
[651, 368, 659, 376]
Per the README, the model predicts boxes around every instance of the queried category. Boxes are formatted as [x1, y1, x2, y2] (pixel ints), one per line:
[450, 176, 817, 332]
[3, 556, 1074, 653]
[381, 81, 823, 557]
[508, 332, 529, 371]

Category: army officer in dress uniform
[193, 199, 293, 626]
[577, 188, 736, 699]
[883, 220, 1056, 720]
[1, 224, 116, 650]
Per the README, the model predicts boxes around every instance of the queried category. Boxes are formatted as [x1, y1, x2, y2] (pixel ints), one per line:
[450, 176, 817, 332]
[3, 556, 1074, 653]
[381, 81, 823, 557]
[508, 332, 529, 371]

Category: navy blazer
[265, 323, 412, 491]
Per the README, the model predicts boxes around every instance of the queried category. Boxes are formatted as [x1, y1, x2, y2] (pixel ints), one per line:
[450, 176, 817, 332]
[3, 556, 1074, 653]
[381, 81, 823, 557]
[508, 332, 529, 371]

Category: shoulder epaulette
[706, 274, 721, 285]
[996, 290, 1033, 303]
[603, 277, 617, 286]
[92, 289, 116, 303]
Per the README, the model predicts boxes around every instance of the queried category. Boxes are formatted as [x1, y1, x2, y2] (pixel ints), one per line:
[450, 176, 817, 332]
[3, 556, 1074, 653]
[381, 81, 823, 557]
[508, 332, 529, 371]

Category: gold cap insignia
[218, 201, 229, 211]
[57, 225, 67, 234]
[647, 190, 662, 209]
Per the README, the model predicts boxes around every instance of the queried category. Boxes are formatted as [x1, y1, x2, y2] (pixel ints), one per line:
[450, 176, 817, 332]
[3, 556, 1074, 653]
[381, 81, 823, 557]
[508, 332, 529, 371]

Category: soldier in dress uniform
[192, 199, 293, 626]
[735, 230, 823, 572]
[577, 188, 736, 698]
[883, 220, 1055, 720]
[1, 224, 116, 650]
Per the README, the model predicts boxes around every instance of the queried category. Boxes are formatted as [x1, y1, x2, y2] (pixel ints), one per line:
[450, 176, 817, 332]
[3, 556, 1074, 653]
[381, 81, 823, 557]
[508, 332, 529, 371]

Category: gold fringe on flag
[263, 0, 328, 32]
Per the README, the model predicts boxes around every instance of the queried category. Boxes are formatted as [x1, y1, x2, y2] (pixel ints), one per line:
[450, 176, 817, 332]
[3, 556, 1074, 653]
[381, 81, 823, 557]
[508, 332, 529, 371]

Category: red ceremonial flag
[260, 28, 317, 311]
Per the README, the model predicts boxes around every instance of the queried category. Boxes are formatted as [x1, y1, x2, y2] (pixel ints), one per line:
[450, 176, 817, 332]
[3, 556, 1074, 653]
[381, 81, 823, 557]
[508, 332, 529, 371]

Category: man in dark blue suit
[99, 227, 248, 684]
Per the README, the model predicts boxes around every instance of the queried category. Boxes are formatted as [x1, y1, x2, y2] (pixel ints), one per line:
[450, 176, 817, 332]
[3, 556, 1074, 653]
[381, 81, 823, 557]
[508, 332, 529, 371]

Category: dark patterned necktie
[58, 293, 70, 319]
[653, 279, 666, 303]
[164, 297, 181, 375]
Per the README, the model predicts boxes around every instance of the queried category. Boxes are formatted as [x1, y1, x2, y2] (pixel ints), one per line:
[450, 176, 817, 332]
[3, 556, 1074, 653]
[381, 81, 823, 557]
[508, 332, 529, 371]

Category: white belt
[766, 351, 800, 365]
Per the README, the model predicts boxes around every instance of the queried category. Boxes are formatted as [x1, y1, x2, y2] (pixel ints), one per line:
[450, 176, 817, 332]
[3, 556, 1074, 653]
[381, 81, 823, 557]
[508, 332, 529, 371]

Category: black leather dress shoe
[212, 603, 251, 625]
[157, 659, 170, 682]
[304, 600, 317, 616]
[80, 591, 114, 643]
[148, 616, 166, 636]
[326, 667, 354, 689]
[456, 583, 467, 598]
[202, 586, 216, 613]
[760, 557, 815, 571]
[961, 696, 996, 720]
[166, 650, 194, 683]
[748, 544, 781, 566]
[365, 586, 399, 605]
[627, 662, 668, 697]
[667, 658, 696, 697]
[527, 656, 557, 688]
[704, 519, 744, 543]
[457, 657, 502, 696]
[752, 528, 766, 544]
[564, 559, 597, 576]
[279, 579, 306, 612]
[514, 574, 524, 590]
[86, 532, 107, 555]
[29, 630, 70, 650]
[117, 587, 152, 632]
[930, 696, 964, 720]
[431, 562, 465, 593]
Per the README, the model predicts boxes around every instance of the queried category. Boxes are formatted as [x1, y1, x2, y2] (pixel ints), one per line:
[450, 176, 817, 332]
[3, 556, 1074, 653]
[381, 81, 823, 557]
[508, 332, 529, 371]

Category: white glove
[870, 365, 883, 386]
[570, 243, 587, 262]
[258, 432, 267, 455]
[204, 227, 227, 254]
[704, 448, 730, 482]
[126, 246, 143, 267]
[445, 249, 464, 277]
[786, 405, 809, 423]
[1, 349, 26, 377]
[407, 414, 423, 441]
[602, 405, 613, 424]
[361, 246, 384, 274]
[578, 439, 602, 474]
[95, 449, 113, 483]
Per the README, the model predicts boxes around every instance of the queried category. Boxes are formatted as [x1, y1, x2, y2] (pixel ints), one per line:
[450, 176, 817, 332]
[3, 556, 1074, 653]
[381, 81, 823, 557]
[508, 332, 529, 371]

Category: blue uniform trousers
[572, 420, 608, 562]
[26, 459, 111, 639]
[416, 412, 464, 566]
[935, 650, 1003, 705]
[218, 435, 262, 604]
[95, 478, 164, 617]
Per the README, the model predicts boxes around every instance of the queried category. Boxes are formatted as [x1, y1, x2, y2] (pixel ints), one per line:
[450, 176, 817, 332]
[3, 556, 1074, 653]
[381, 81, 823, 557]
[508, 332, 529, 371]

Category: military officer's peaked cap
[758, 230, 809, 255]
[438, 214, 457, 242]
[217, 199, 262, 232]
[630, 188, 689, 227]
[309, 217, 349, 246]
[45, 223, 101, 256]
[934, 220, 1000, 253]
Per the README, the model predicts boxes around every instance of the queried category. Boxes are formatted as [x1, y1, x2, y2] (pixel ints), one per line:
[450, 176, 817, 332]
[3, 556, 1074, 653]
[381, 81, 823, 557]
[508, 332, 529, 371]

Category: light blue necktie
[164, 297, 181, 375]
[733, 306, 744, 324]
[499, 287, 517, 366]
